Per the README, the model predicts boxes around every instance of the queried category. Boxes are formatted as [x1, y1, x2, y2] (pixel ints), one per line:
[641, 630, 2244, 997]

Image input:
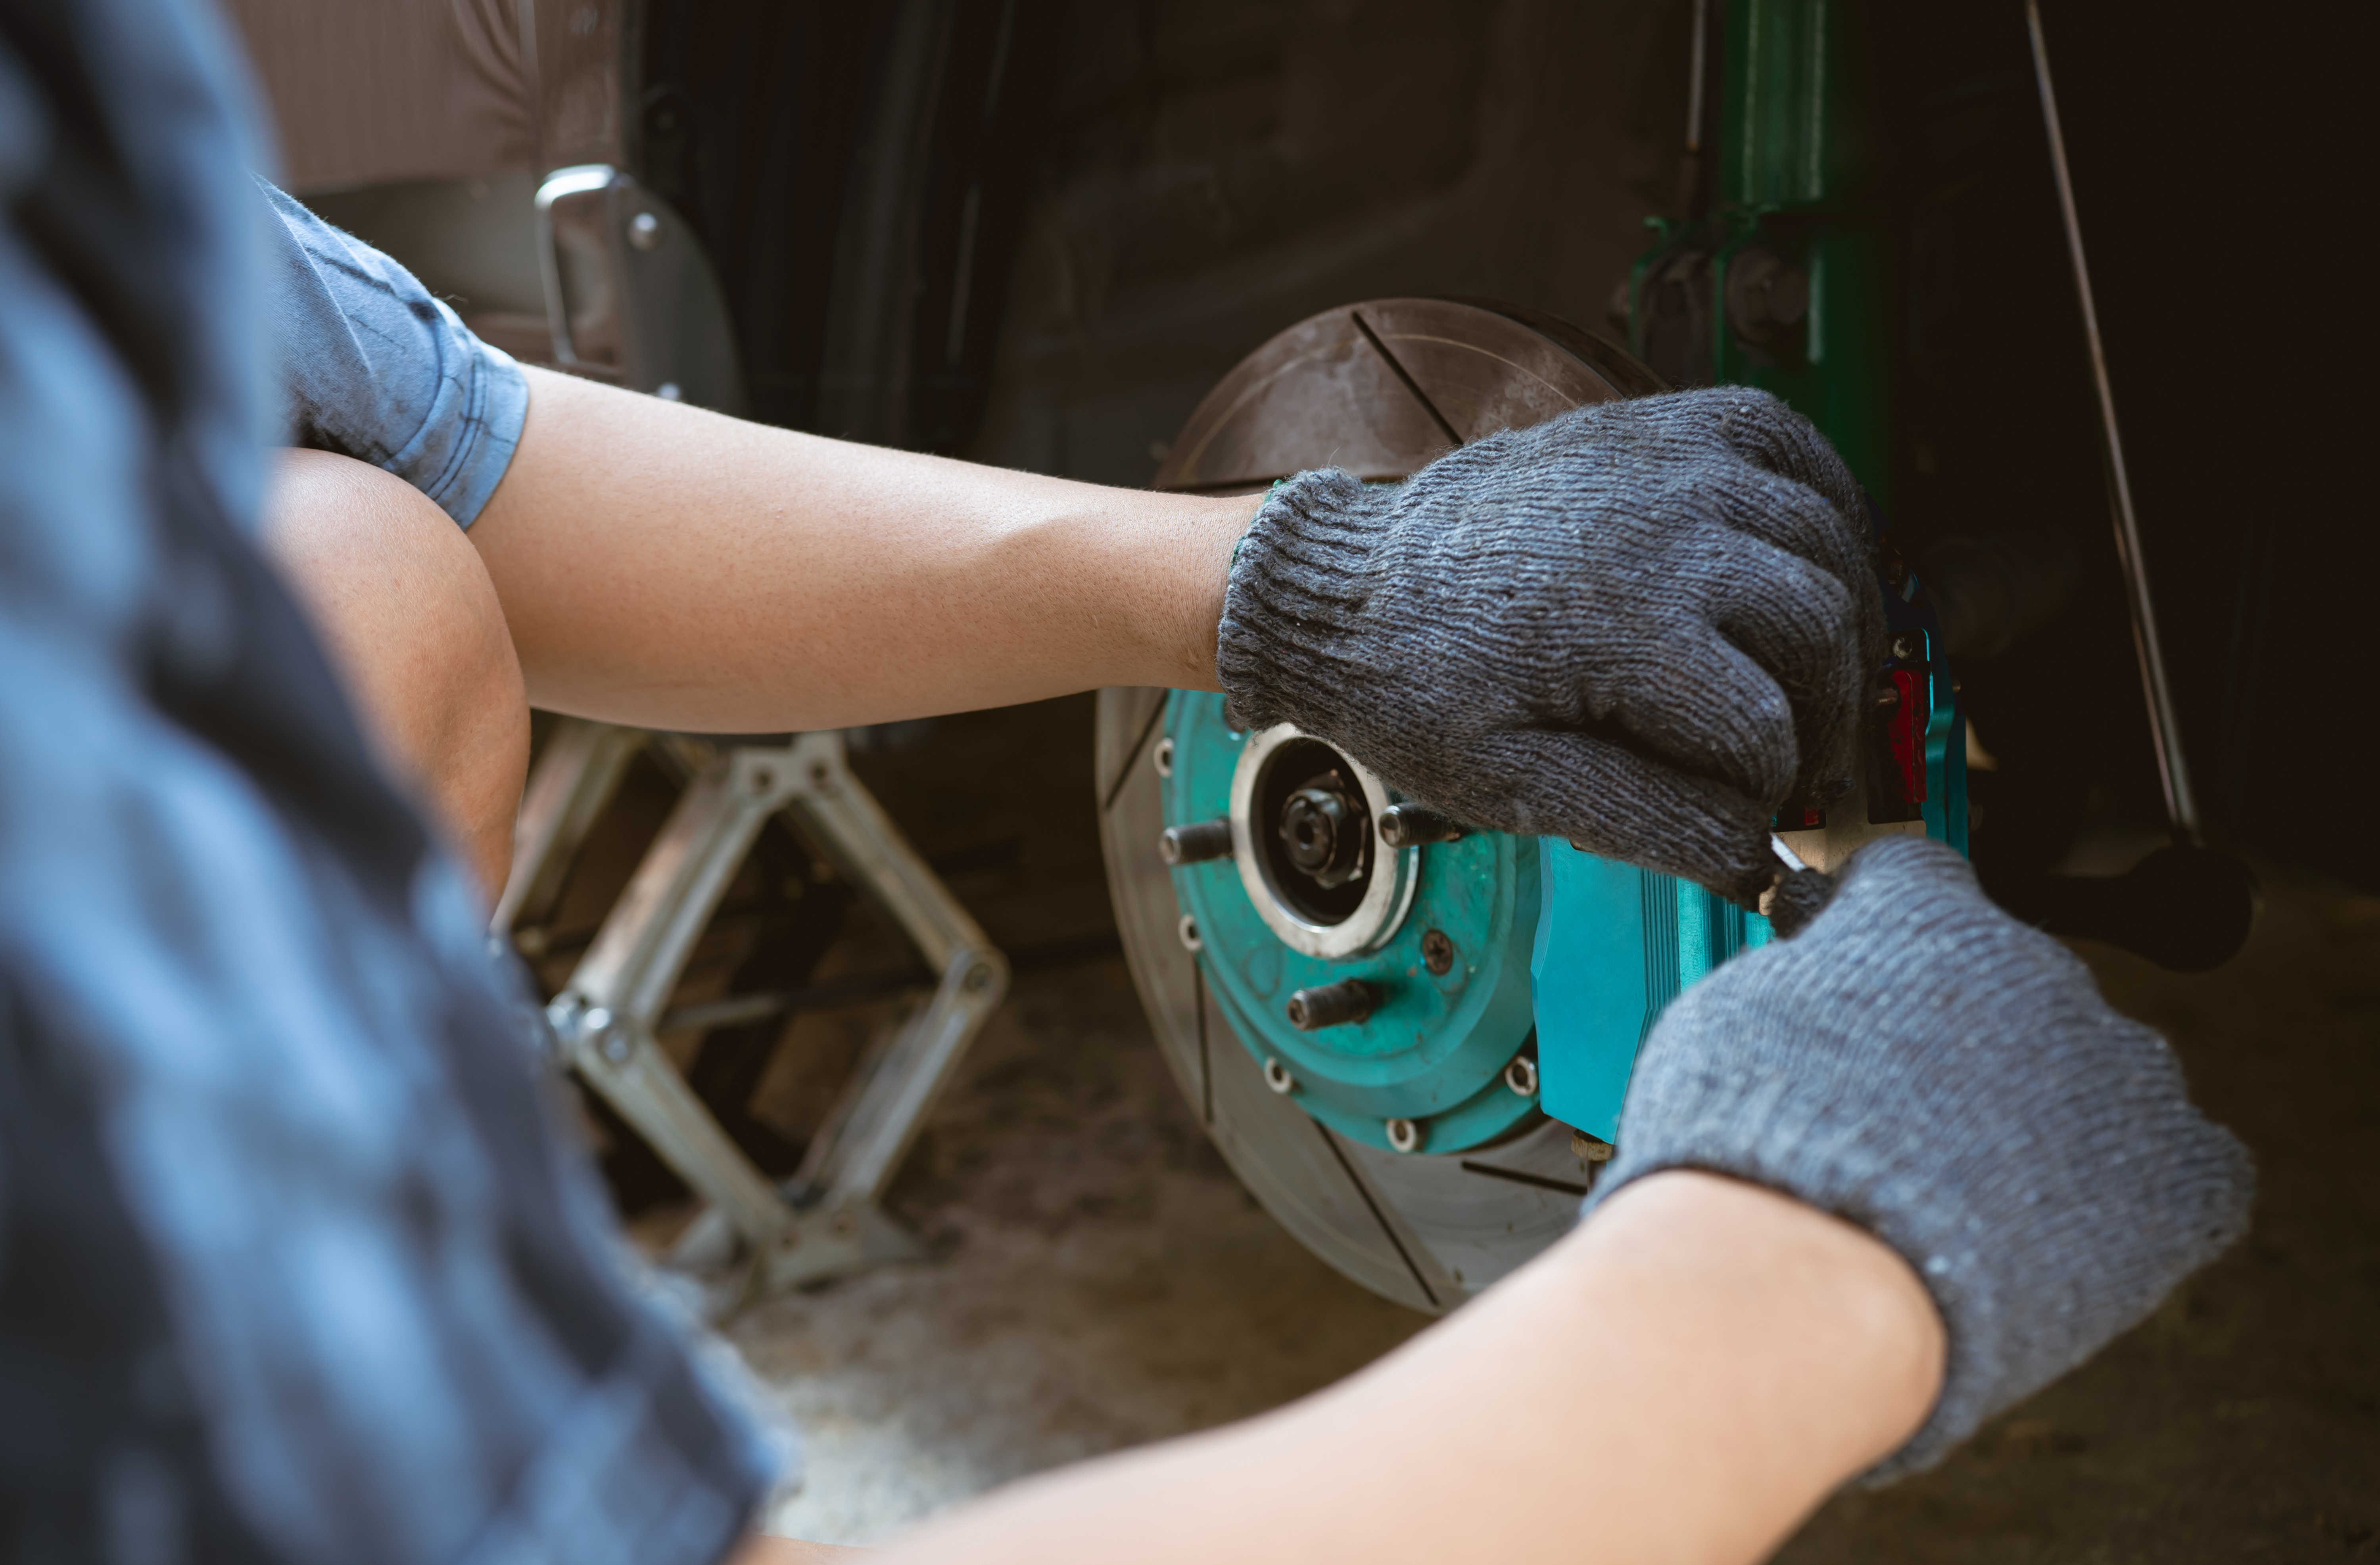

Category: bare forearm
[467, 367, 1256, 732]
[880, 1172, 1942, 1565]
[727, 1533, 868, 1564]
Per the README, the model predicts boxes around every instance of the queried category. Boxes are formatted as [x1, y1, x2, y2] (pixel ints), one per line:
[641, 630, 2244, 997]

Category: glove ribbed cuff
[1215, 468, 1386, 735]
[1582, 839, 2253, 1481]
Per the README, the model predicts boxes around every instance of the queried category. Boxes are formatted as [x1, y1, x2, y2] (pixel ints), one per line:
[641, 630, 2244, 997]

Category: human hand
[1213, 387, 1879, 903]
[1585, 835, 2253, 1478]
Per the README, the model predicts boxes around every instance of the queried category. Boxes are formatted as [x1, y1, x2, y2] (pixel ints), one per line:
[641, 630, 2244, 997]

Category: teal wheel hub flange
[1161, 691, 1541, 1155]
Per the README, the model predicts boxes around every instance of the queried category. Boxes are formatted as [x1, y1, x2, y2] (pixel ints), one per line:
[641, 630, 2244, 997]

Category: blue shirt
[0, 3, 776, 1561]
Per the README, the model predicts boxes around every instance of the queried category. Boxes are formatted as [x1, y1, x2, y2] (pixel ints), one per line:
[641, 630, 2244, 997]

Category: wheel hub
[1094, 298, 1958, 1314]
[1172, 709, 1537, 1156]
[1096, 299, 1666, 1310]
[1229, 726, 1414, 955]
[1280, 778, 1363, 893]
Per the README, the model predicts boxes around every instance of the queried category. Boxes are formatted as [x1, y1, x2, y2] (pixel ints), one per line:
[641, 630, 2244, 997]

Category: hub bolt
[1263, 1057, 1296, 1094]
[1153, 736, 1175, 777]
[1178, 914, 1202, 952]
[1280, 784, 1365, 887]
[1286, 978, 1379, 1030]
[1385, 1117, 1421, 1154]
[1503, 1055, 1538, 1097]
[1422, 928, 1455, 975]
[1377, 803, 1464, 848]
[1160, 818, 1234, 865]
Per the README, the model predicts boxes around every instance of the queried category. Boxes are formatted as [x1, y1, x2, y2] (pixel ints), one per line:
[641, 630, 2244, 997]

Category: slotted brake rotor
[1095, 299, 1665, 1313]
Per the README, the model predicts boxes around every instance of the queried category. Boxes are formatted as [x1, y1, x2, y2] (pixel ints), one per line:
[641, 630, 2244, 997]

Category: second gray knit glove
[1585, 836, 2253, 1479]
[1215, 387, 1880, 903]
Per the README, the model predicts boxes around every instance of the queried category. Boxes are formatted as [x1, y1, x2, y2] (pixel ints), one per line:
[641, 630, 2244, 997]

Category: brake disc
[1095, 299, 1962, 1313]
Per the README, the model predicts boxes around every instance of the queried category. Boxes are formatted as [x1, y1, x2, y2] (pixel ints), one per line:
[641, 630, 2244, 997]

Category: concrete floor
[561, 696, 2378, 1555]
[1779, 870, 2380, 1562]
[735, 958, 1424, 1545]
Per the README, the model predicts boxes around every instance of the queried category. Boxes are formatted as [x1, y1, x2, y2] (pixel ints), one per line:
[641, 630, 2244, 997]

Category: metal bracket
[532, 163, 749, 413]
[2026, 0, 2200, 842]
[495, 716, 647, 942]
[499, 721, 1008, 1296]
[534, 164, 620, 371]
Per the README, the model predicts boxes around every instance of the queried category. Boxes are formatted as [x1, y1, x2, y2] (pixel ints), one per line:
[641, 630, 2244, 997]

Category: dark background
[631, 0, 2370, 896]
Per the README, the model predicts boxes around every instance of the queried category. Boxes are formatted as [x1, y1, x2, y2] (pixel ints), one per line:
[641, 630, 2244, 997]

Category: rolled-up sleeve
[257, 174, 530, 527]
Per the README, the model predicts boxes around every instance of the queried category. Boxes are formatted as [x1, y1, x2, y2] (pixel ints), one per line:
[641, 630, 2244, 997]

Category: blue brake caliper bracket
[1533, 589, 1966, 1145]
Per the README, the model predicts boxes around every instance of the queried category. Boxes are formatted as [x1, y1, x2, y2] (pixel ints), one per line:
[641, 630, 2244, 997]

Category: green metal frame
[1634, 0, 1893, 499]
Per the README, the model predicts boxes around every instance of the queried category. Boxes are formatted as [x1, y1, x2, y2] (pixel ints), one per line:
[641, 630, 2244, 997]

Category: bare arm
[873, 1170, 1943, 1565]
[727, 1536, 868, 1565]
[466, 366, 1258, 733]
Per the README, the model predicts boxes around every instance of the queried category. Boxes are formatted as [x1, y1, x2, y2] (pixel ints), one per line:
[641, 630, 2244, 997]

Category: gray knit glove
[1585, 836, 2253, 1479]
[1215, 387, 1880, 903]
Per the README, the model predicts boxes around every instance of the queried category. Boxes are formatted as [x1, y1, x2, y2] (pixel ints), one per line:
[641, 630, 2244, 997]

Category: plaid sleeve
[256, 174, 530, 528]
[0, 3, 787, 1561]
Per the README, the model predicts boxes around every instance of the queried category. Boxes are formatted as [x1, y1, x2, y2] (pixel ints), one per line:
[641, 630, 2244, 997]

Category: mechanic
[0, 3, 2249, 1564]
[258, 185, 1877, 915]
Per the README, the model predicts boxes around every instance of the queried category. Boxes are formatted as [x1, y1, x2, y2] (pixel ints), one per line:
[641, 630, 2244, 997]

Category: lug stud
[1377, 803, 1464, 848]
[1286, 978, 1379, 1030]
[1385, 1117, 1421, 1153]
[1160, 818, 1233, 865]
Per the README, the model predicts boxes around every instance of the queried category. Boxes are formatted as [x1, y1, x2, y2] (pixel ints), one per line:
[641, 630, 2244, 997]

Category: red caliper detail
[1886, 666, 1927, 804]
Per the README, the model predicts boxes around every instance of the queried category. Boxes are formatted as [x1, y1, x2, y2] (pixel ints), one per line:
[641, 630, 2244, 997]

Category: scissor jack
[495, 720, 1008, 1302]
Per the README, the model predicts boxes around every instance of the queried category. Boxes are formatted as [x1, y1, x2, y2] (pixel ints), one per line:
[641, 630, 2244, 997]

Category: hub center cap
[1282, 785, 1360, 883]
[1230, 725, 1417, 958]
